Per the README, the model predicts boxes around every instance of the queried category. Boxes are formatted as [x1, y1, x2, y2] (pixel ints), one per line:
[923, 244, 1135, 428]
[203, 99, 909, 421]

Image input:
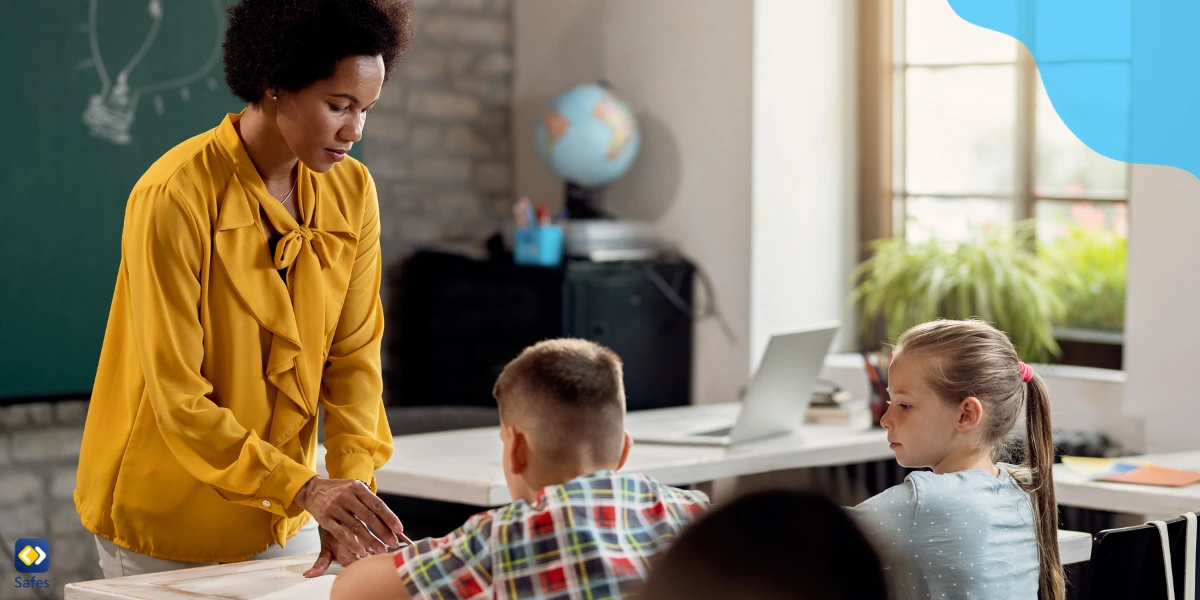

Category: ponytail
[1024, 373, 1065, 600]
[895, 320, 1066, 598]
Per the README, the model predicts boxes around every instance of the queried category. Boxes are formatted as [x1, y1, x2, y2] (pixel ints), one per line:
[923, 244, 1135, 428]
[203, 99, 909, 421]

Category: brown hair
[894, 319, 1064, 600]
[493, 339, 626, 465]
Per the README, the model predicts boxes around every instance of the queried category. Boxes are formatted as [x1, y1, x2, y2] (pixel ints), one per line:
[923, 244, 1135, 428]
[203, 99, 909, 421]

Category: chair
[1087, 513, 1197, 600]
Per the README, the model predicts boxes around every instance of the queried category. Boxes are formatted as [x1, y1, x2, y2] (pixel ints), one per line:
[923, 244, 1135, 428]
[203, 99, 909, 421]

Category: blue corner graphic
[949, 0, 1200, 179]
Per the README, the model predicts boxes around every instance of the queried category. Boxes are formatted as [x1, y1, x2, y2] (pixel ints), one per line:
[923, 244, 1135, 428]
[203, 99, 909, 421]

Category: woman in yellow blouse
[76, 0, 413, 579]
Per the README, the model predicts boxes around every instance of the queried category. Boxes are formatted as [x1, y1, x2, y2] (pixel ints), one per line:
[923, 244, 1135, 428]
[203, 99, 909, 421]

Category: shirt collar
[530, 470, 620, 508]
[213, 110, 271, 191]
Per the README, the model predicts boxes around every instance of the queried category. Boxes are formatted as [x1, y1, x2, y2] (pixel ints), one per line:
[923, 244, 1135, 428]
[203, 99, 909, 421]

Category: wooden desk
[65, 533, 1092, 599]
[65, 555, 338, 600]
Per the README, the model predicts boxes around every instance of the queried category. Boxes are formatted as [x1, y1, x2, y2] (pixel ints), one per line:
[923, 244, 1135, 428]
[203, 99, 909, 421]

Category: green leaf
[848, 220, 1079, 361]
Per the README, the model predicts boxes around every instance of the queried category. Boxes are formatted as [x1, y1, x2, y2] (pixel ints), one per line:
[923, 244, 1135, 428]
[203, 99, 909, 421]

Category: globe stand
[561, 183, 662, 261]
[565, 182, 611, 220]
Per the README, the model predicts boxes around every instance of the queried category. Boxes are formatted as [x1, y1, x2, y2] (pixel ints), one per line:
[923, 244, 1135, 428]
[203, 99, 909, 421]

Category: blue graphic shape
[949, 0, 1200, 179]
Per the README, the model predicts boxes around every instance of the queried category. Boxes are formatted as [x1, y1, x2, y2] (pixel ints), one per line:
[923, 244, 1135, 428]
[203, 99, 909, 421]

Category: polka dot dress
[849, 465, 1040, 600]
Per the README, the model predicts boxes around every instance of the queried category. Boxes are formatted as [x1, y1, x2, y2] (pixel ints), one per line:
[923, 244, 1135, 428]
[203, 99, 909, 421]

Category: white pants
[94, 518, 321, 579]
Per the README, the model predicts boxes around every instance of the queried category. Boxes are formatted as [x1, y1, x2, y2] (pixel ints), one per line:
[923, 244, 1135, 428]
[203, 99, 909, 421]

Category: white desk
[65, 555, 339, 600]
[322, 403, 893, 506]
[1054, 450, 1200, 516]
[1058, 530, 1092, 565]
[65, 533, 1092, 599]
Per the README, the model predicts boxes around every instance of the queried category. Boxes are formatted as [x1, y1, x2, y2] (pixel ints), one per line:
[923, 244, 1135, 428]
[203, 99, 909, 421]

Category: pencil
[861, 352, 886, 398]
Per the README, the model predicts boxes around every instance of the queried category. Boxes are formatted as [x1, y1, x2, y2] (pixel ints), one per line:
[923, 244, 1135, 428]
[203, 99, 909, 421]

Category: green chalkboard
[0, 1, 241, 399]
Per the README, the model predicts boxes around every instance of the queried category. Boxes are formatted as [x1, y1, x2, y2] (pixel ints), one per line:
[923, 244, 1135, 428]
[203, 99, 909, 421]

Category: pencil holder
[513, 225, 564, 267]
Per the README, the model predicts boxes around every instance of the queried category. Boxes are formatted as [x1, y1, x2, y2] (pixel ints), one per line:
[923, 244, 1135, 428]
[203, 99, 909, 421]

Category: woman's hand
[304, 528, 362, 578]
[293, 477, 404, 557]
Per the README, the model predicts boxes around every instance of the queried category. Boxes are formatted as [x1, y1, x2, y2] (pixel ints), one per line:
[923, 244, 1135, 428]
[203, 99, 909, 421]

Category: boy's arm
[336, 513, 496, 600]
[331, 554, 410, 600]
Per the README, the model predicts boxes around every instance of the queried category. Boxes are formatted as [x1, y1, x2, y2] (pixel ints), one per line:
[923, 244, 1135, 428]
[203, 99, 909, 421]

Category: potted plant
[1038, 225, 1127, 369]
[851, 222, 1065, 362]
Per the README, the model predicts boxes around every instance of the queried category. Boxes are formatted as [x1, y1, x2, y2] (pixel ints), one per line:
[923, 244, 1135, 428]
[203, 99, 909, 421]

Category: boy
[332, 339, 709, 600]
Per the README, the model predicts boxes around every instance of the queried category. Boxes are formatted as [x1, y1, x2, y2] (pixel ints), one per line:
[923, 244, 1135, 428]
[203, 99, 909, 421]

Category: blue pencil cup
[513, 225, 564, 267]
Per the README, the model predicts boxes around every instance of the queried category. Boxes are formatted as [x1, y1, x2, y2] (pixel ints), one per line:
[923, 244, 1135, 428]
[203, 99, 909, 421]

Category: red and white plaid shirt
[392, 471, 709, 599]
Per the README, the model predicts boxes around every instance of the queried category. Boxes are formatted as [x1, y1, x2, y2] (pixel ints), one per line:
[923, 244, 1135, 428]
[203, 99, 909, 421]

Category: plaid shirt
[392, 471, 709, 600]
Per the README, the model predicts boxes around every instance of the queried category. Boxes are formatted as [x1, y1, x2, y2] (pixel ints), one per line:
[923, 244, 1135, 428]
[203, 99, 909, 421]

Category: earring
[273, 94, 278, 100]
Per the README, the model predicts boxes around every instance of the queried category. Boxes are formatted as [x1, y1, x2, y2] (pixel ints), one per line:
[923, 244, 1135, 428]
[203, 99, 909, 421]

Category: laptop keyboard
[696, 427, 733, 437]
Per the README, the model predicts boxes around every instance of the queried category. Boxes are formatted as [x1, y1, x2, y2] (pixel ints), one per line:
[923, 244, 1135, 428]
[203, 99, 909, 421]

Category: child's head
[881, 318, 1064, 600]
[492, 338, 633, 504]
[882, 318, 1033, 469]
[640, 489, 888, 600]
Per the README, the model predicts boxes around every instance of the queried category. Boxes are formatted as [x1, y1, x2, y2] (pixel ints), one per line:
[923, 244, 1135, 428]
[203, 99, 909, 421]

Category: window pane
[893, 195, 907, 239]
[1035, 199, 1128, 242]
[1036, 200, 1127, 332]
[905, 196, 1011, 244]
[906, 66, 1016, 196]
[1035, 73, 1130, 198]
[905, 0, 1018, 65]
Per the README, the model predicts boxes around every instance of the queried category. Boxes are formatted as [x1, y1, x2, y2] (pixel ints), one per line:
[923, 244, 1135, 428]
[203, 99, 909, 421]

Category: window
[892, 0, 1130, 244]
[855, 0, 1130, 349]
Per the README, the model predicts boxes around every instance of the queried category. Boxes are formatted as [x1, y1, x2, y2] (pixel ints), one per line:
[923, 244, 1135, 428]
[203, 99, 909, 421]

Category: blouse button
[262, 500, 272, 508]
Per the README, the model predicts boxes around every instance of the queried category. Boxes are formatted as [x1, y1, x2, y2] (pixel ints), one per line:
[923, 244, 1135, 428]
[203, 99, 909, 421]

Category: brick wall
[0, 401, 95, 599]
[368, 0, 514, 262]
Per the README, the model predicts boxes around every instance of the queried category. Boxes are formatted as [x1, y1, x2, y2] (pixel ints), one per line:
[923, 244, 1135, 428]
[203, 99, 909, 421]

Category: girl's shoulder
[905, 466, 1030, 507]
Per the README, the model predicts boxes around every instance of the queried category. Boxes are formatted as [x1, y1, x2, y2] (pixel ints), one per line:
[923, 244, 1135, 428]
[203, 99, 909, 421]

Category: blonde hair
[894, 319, 1064, 600]
[492, 338, 626, 465]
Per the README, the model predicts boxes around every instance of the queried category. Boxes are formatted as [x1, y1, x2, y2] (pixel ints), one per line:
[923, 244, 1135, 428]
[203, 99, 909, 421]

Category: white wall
[749, 0, 858, 369]
[513, 0, 858, 402]
[513, 0, 755, 405]
[1124, 164, 1200, 452]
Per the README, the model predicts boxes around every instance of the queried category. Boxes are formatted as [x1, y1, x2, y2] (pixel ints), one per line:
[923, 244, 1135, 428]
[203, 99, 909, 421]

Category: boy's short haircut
[493, 339, 626, 464]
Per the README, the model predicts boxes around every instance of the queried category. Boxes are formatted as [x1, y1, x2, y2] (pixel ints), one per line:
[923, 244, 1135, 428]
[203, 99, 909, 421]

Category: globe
[535, 83, 641, 189]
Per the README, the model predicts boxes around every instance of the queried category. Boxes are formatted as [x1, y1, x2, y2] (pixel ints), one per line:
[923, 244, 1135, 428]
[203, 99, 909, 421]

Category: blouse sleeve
[320, 169, 394, 489]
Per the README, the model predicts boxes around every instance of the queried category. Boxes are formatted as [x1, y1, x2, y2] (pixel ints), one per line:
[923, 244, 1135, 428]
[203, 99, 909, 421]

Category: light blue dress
[851, 465, 1040, 600]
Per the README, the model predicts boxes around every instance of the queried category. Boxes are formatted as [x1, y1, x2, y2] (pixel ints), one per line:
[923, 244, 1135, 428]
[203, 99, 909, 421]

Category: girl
[852, 319, 1063, 600]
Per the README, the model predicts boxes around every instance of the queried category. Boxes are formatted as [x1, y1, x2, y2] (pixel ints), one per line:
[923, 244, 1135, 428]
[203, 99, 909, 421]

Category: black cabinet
[387, 251, 694, 412]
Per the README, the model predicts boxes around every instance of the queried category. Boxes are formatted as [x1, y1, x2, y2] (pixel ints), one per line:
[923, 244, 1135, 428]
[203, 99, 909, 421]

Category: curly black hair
[223, 0, 413, 103]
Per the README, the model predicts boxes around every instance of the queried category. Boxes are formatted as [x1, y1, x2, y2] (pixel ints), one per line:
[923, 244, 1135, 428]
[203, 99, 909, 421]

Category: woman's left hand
[293, 476, 404, 556]
[304, 528, 364, 578]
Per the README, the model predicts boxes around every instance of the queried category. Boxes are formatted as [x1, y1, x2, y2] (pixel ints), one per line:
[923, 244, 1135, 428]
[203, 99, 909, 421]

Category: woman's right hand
[293, 476, 404, 556]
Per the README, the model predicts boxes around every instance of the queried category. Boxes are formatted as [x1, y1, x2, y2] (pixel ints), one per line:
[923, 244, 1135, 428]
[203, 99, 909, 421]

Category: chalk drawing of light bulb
[81, 0, 223, 145]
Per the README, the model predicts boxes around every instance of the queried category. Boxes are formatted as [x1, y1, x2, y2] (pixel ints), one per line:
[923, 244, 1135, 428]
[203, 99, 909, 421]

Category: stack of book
[806, 382, 872, 429]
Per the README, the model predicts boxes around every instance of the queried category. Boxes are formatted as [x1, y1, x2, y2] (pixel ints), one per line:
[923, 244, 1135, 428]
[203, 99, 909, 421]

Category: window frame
[858, 0, 1132, 249]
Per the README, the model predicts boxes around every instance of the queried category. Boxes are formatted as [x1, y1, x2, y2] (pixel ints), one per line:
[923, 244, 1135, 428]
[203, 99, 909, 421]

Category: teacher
[75, 0, 413, 579]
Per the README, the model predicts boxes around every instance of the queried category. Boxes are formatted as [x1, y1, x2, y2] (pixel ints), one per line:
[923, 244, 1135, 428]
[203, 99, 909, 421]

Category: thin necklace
[279, 179, 297, 204]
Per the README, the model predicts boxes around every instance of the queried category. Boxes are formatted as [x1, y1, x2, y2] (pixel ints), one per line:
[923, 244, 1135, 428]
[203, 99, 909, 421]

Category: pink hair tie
[1019, 361, 1034, 383]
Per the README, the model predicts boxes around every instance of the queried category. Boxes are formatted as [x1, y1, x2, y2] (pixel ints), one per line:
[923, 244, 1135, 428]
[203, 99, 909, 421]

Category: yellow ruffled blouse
[75, 112, 393, 563]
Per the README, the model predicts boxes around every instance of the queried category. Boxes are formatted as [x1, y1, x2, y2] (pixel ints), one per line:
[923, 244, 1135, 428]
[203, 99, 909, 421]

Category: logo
[14, 539, 49, 574]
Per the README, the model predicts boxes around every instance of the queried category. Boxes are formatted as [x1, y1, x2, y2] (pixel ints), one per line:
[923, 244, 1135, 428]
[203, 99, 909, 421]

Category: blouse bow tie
[272, 225, 343, 270]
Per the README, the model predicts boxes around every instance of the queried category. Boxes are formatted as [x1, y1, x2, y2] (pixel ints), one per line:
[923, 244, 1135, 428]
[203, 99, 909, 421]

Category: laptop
[630, 321, 840, 446]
